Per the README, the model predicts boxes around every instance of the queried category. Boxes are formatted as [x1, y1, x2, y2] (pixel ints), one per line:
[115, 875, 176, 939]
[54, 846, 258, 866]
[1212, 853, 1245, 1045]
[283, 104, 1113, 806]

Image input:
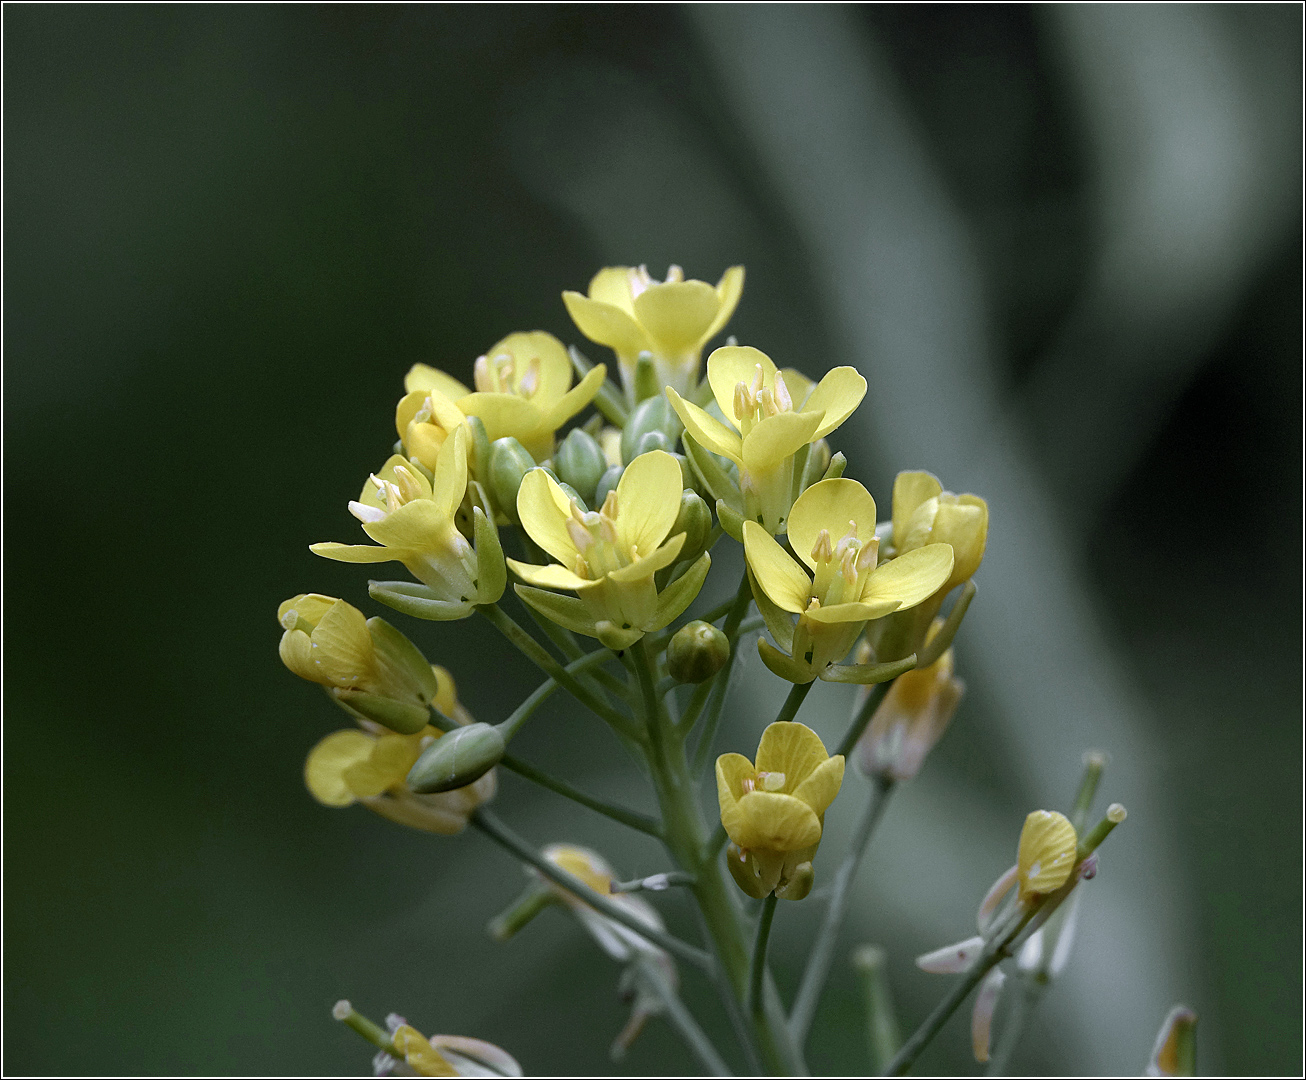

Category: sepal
[368, 580, 476, 622]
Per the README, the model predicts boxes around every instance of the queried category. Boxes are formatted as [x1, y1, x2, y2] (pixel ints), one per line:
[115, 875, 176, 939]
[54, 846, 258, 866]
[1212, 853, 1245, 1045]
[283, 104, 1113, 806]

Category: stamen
[600, 490, 619, 519]
[757, 771, 786, 792]
[772, 371, 793, 412]
[840, 544, 859, 585]
[856, 536, 879, 572]
[392, 465, 423, 502]
[750, 364, 764, 397]
[472, 355, 491, 393]
[518, 357, 540, 396]
[348, 500, 386, 523]
[665, 264, 684, 282]
[741, 777, 755, 794]
[733, 381, 752, 423]
[811, 528, 833, 564]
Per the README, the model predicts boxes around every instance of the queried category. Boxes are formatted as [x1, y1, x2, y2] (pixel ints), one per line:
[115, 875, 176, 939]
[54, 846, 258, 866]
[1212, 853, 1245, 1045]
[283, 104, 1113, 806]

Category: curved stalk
[749, 894, 779, 1019]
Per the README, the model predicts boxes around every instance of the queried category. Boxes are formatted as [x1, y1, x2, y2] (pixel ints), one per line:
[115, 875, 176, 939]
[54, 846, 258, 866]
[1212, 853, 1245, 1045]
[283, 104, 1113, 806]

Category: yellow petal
[741, 410, 823, 470]
[1017, 810, 1078, 899]
[456, 392, 542, 447]
[506, 558, 591, 592]
[278, 593, 337, 630]
[716, 753, 757, 815]
[363, 499, 449, 550]
[539, 363, 607, 432]
[310, 541, 401, 564]
[304, 729, 375, 807]
[563, 291, 650, 358]
[486, 331, 572, 406]
[360, 454, 433, 508]
[516, 468, 581, 567]
[802, 366, 867, 439]
[430, 425, 469, 517]
[607, 532, 685, 583]
[790, 754, 845, 816]
[754, 721, 830, 788]
[861, 543, 955, 609]
[614, 449, 683, 557]
[666, 388, 743, 463]
[278, 628, 322, 682]
[743, 521, 812, 613]
[310, 600, 374, 685]
[892, 471, 943, 551]
[703, 265, 745, 341]
[802, 599, 898, 623]
[404, 364, 471, 399]
[586, 266, 638, 314]
[707, 345, 778, 420]
[934, 495, 989, 587]
[371, 731, 423, 783]
[727, 792, 822, 852]
[632, 280, 720, 355]
[787, 478, 878, 574]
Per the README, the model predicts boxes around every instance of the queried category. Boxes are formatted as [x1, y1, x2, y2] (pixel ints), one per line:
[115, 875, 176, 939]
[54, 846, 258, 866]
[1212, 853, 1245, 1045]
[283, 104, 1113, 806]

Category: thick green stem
[749, 894, 779, 1019]
[692, 572, 754, 776]
[789, 776, 895, 1044]
[773, 681, 813, 727]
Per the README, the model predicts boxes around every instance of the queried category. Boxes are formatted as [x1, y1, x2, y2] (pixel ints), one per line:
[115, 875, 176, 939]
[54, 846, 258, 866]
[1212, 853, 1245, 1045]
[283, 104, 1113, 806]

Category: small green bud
[621, 394, 684, 464]
[556, 481, 585, 510]
[555, 428, 607, 505]
[669, 491, 712, 564]
[666, 620, 730, 683]
[488, 437, 535, 523]
[407, 722, 506, 793]
[635, 430, 672, 456]
[465, 416, 492, 483]
[595, 464, 624, 506]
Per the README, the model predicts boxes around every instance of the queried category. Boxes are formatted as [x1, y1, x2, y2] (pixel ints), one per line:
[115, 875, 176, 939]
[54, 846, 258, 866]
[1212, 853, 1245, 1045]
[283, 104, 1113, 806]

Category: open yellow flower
[667, 345, 866, 534]
[892, 470, 989, 597]
[506, 450, 710, 649]
[401, 331, 607, 463]
[304, 722, 496, 835]
[563, 264, 744, 398]
[716, 722, 845, 900]
[743, 478, 954, 683]
[310, 427, 505, 620]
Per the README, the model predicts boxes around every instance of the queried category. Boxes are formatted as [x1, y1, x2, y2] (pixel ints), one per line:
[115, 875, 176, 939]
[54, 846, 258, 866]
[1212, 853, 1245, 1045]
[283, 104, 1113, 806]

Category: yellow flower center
[473, 350, 542, 398]
[564, 491, 637, 580]
[732, 364, 794, 436]
[348, 464, 427, 524]
[808, 520, 879, 609]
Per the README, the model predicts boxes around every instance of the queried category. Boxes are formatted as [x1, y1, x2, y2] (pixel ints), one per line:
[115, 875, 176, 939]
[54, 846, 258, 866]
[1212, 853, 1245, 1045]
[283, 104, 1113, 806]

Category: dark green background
[5, 6, 1300, 1076]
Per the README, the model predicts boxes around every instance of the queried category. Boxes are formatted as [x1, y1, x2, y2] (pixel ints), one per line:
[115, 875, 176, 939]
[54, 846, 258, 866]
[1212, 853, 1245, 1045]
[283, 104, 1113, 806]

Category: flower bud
[1147, 1006, 1197, 1077]
[555, 428, 608, 505]
[595, 464, 624, 506]
[465, 415, 492, 484]
[666, 620, 729, 683]
[620, 394, 684, 465]
[669, 491, 712, 565]
[406, 721, 506, 793]
[488, 437, 535, 523]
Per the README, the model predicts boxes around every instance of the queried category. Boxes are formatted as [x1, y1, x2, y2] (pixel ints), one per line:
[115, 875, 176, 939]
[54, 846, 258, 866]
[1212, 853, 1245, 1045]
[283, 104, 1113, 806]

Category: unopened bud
[666, 620, 730, 683]
[406, 722, 505, 793]
[621, 394, 683, 465]
[488, 437, 535, 523]
[669, 491, 712, 565]
[595, 464, 624, 506]
[465, 415, 492, 483]
[555, 428, 608, 505]
[1147, 1005, 1197, 1076]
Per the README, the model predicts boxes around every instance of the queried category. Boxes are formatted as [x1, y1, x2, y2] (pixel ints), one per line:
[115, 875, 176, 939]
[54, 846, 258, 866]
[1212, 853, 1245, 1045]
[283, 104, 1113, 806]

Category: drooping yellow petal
[933, 495, 989, 588]
[539, 363, 607, 432]
[727, 792, 822, 852]
[371, 731, 424, 783]
[562, 292, 650, 357]
[606, 532, 685, 583]
[278, 628, 321, 682]
[456, 393, 541, 446]
[506, 558, 592, 592]
[703, 265, 745, 341]
[707, 345, 778, 421]
[754, 721, 830, 787]
[428, 425, 469, 517]
[716, 753, 757, 813]
[790, 754, 845, 816]
[1017, 810, 1078, 900]
[741, 410, 823, 470]
[743, 521, 812, 613]
[613, 449, 683, 558]
[801, 599, 899, 623]
[516, 468, 579, 567]
[801, 366, 867, 439]
[404, 364, 472, 399]
[311, 541, 404, 564]
[309, 600, 374, 686]
[665, 389, 744, 463]
[632, 280, 720, 356]
[363, 499, 452, 550]
[786, 478, 878, 574]
[304, 729, 375, 807]
[892, 471, 943, 551]
[861, 543, 955, 609]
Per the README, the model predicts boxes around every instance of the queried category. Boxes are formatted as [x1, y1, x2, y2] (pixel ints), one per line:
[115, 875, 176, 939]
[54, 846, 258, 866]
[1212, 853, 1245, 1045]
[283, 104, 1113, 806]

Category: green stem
[749, 894, 779, 1019]
[773, 681, 813, 727]
[498, 753, 662, 838]
[477, 603, 641, 741]
[635, 956, 734, 1077]
[495, 648, 611, 740]
[834, 678, 894, 759]
[788, 776, 895, 1044]
[691, 572, 754, 776]
[1069, 752, 1107, 834]
[984, 973, 1043, 1075]
[470, 809, 711, 970]
[852, 945, 901, 1074]
[677, 678, 714, 735]
[334, 1001, 397, 1056]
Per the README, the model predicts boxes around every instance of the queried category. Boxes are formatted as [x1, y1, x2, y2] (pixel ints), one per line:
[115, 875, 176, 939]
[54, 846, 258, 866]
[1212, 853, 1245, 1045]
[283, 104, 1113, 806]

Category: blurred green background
[5, 5, 1300, 1076]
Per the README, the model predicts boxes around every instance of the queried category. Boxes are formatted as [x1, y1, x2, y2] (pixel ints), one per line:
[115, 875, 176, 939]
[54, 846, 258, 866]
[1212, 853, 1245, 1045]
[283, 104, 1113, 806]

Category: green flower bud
[555, 428, 607, 505]
[407, 722, 506, 793]
[621, 394, 684, 464]
[465, 415, 492, 484]
[635, 430, 672, 456]
[488, 437, 535, 523]
[666, 620, 730, 683]
[595, 464, 624, 506]
[669, 490, 711, 564]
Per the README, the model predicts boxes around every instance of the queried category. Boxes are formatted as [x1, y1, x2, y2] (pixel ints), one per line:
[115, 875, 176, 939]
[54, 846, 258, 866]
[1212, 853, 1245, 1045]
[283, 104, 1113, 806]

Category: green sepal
[368, 580, 476, 622]
[716, 499, 745, 543]
[595, 464, 623, 506]
[682, 432, 742, 511]
[633, 353, 659, 403]
[820, 653, 918, 685]
[595, 621, 644, 650]
[473, 506, 507, 604]
[822, 451, 847, 481]
[758, 638, 816, 684]
[465, 415, 492, 483]
[915, 580, 976, 668]
[569, 345, 628, 426]
[789, 442, 812, 505]
[746, 565, 795, 652]
[333, 689, 430, 734]
[513, 584, 599, 637]
[649, 552, 712, 631]
[365, 616, 439, 701]
[800, 438, 832, 492]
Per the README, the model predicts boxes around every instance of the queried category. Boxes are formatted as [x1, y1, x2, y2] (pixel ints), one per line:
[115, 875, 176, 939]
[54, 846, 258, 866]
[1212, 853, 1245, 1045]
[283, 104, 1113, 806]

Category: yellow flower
[563, 264, 744, 398]
[855, 619, 966, 780]
[743, 478, 954, 683]
[506, 450, 710, 650]
[278, 593, 451, 733]
[1016, 810, 1078, 902]
[716, 722, 845, 900]
[666, 345, 866, 534]
[304, 721, 496, 836]
[891, 470, 989, 596]
[400, 331, 607, 464]
[310, 427, 506, 619]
